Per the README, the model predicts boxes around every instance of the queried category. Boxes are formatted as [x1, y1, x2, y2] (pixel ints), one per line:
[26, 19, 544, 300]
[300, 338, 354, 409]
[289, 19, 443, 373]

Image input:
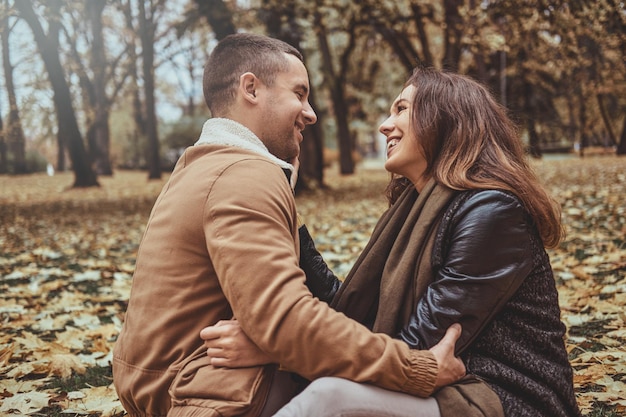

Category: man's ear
[239, 72, 259, 104]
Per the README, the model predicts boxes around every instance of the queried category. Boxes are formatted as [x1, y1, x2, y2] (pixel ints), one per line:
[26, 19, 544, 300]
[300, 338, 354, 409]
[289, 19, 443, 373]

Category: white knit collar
[195, 118, 294, 172]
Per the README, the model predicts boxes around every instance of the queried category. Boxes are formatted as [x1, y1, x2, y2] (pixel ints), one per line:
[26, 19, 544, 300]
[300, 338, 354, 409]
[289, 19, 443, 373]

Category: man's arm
[206, 159, 453, 396]
[201, 320, 465, 391]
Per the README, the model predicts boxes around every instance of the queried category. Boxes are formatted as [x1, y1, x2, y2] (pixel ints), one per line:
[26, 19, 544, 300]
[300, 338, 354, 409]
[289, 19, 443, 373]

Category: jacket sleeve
[400, 190, 533, 354]
[298, 225, 341, 304]
[205, 159, 438, 397]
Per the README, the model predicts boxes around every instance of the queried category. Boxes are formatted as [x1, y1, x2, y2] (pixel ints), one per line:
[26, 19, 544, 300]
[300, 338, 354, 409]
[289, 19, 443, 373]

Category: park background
[0, 0, 625, 416]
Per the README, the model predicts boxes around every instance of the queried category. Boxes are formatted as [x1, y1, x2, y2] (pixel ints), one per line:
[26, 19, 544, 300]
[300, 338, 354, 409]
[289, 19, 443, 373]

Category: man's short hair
[203, 33, 303, 116]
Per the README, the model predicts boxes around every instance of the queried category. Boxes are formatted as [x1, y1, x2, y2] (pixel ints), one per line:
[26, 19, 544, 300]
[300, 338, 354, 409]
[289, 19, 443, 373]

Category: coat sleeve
[400, 190, 533, 354]
[205, 159, 438, 396]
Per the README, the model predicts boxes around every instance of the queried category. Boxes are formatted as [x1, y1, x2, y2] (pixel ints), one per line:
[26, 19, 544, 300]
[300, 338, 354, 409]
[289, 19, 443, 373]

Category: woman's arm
[401, 190, 534, 353]
[299, 224, 342, 303]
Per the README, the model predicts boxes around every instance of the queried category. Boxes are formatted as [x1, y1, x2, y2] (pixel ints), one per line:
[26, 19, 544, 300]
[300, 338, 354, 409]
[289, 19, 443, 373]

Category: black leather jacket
[299, 189, 581, 417]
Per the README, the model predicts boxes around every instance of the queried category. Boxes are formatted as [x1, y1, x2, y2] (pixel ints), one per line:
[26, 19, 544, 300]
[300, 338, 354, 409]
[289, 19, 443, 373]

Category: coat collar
[195, 118, 294, 174]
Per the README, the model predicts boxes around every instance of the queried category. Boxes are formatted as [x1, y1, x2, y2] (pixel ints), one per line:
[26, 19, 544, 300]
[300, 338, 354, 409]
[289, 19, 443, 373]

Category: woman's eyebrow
[390, 98, 409, 110]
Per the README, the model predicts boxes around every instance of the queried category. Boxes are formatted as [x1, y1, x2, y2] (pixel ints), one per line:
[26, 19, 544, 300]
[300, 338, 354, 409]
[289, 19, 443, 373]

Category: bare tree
[314, 6, 358, 175]
[64, 0, 119, 176]
[137, 0, 164, 180]
[86, 0, 112, 175]
[1, 0, 26, 173]
[120, 0, 147, 169]
[15, 0, 98, 187]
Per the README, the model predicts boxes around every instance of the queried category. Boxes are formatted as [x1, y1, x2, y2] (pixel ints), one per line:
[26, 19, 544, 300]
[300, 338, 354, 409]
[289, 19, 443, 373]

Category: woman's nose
[378, 115, 393, 136]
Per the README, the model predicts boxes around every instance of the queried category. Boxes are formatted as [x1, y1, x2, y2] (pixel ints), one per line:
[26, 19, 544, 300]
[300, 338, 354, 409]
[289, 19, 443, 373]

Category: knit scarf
[195, 118, 295, 174]
[331, 179, 456, 336]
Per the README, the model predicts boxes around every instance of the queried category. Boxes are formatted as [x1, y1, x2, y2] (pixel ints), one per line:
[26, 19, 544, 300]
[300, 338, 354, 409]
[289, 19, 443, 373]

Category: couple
[112, 33, 581, 417]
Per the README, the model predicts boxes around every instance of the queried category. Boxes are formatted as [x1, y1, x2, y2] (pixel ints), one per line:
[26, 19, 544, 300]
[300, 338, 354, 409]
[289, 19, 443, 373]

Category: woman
[201, 67, 581, 417]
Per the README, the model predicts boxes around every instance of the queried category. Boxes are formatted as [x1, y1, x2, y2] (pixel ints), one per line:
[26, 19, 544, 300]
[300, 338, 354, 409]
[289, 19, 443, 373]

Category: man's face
[257, 54, 317, 163]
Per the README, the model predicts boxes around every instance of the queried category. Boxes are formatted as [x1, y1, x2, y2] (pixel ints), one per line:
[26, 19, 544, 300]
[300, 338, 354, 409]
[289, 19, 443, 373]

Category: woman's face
[379, 84, 428, 192]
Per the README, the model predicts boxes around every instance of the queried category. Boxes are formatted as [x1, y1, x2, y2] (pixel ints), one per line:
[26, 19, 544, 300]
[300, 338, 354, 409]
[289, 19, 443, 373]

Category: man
[112, 33, 464, 417]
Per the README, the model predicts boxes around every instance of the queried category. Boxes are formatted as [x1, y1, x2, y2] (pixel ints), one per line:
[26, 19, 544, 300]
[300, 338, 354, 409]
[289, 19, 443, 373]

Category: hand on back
[200, 320, 273, 368]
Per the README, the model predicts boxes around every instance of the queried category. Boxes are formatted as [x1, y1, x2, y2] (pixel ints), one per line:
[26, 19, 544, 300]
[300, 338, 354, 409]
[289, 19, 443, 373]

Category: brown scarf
[330, 179, 456, 335]
[330, 179, 505, 417]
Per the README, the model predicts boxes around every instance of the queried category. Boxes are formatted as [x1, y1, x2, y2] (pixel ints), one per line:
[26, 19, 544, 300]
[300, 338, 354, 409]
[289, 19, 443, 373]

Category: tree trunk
[370, 20, 418, 72]
[87, 0, 113, 175]
[15, 0, 98, 187]
[1, 1, 26, 174]
[122, 0, 146, 169]
[315, 8, 354, 175]
[596, 94, 617, 147]
[410, 4, 434, 66]
[566, 89, 578, 149]
[138, 0, 161, 180]
[297, 82, 325, 189]
[527, 118, 541, 158]
[617, 116, 626, 155]
[468, 0, 488, 84]
[0, 113, 6, 174]
[331, 80, 354, 175]
[193, 0, 235, 41]
[578, 89, 588, 157]
[524, 82, 542, 158]
[442, 0, 463, 71]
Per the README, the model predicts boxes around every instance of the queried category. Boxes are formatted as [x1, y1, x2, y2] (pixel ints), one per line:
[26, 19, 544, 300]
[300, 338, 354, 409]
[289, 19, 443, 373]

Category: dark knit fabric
[433, 192, 582, 417]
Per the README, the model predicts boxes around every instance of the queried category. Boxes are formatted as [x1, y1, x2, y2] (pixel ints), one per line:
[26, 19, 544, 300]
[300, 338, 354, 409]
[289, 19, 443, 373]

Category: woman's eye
[397, 105, 407, 113]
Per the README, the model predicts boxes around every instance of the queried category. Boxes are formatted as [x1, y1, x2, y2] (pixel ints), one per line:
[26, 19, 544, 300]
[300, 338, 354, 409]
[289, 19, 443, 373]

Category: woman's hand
[200, 320, 273, 368]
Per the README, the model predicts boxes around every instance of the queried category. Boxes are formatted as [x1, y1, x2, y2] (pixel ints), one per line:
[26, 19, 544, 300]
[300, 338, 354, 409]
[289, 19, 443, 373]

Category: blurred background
[0, 0, 624, 189]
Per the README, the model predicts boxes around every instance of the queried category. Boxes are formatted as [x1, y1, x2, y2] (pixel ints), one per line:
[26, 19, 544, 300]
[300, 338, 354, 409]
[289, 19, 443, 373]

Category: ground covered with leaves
[0, 156, 624, 416]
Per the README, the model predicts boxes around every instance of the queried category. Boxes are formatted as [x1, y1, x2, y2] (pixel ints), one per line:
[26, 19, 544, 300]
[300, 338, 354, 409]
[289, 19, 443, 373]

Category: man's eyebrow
[295, 84, 309, 95]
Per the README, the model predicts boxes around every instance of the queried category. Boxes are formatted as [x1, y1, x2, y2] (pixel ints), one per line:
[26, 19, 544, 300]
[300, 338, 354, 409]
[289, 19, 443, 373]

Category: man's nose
[303, 102, 317, 125]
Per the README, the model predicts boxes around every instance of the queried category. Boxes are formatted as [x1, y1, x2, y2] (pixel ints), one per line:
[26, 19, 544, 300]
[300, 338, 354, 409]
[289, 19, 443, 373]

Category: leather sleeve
[298, 225, 341, 304]
[400, 190, 534, 354]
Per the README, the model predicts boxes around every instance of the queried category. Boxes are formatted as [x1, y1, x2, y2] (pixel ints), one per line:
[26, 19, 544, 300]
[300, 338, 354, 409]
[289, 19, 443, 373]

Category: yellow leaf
[0, 391, 50, 414]
[48, 353, 87, 379]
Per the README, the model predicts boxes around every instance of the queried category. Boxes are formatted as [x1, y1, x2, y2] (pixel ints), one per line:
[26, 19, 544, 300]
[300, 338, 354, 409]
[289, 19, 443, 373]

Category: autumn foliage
[1, 156, 625, 416]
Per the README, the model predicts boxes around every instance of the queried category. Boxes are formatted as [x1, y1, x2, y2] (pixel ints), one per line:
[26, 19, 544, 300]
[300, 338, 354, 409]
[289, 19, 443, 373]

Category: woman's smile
[386, 138, 400, 156]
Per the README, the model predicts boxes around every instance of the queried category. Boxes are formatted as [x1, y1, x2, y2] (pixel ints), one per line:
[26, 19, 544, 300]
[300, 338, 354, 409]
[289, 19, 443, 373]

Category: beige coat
[112, 120, 438, 417]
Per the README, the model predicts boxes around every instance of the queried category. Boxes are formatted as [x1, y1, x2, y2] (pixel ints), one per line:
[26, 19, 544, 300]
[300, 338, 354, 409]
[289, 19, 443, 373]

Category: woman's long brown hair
[385, 67, 563, 248]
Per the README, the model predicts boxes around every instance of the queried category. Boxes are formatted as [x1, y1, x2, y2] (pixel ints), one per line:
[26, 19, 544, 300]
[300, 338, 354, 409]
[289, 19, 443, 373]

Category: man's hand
[429, 324, 466, 389]
[200, 320, 273, 368]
